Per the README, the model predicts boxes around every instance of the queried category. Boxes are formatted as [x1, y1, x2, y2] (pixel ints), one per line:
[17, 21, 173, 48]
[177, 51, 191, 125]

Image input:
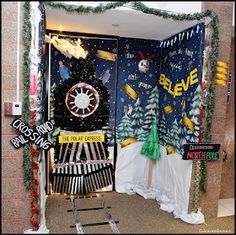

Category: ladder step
[67, 206, 111, 212]
[70, 221, 119, 228]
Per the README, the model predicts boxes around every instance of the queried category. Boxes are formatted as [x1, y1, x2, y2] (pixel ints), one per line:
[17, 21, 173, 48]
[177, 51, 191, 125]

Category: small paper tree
[116, 114, 133, 141]
[141, 117, 161, 190]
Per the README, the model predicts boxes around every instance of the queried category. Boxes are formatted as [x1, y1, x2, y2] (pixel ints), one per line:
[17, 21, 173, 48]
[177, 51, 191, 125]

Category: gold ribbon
[216, 67, 228, 75]
[96, 50, 116, 61]
[215, 79, 227, 86]
[120, 137, 137, 148]
[164, 105, 173, 114]
[182, 116, 195, 131]
[216, 73, 227, 81]
[166, 146, 175, 155]
[124, 84, 138, 101]
[216, 61, 228, 69]
[215, 60, 228, 86]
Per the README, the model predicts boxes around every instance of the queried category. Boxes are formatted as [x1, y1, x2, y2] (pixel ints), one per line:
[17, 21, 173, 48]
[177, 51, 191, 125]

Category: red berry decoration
[31, 147, 39, 158]
[31, 188, 39, 200]
[32, 175, 39, 185]
[30, 216, 39, 229]
[32, 161, 39, 170]
[31, 203, 40, 214]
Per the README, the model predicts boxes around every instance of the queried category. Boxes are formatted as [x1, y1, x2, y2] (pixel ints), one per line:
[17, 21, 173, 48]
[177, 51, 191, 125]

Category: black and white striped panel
[54, 142, 109, 163]
[84, 163, 113, 194]
[51, 163, 113, 195]
[51, 164, 84, 194]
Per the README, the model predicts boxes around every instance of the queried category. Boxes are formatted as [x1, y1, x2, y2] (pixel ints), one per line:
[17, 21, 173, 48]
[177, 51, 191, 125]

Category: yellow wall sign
[159, 67, 199, 98]
[59, 134, 105, 143]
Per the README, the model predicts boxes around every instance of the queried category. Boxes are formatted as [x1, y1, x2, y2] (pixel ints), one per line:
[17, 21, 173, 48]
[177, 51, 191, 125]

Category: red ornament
[180, 99, 185, 110]
[31, 188, 39, 200]
[30, 111, 37, 126]
[32, 161, 39, 170]
[32, 175, 39, 185]
[30, 216, 39, 229]
[31, 202, 40, 214]
[31, 147, 39, 158]
[201, 80, 207, 90]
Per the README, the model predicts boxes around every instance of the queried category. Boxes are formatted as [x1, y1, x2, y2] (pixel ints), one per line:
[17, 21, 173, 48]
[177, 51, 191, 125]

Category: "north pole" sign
[182, 143, 220, 160]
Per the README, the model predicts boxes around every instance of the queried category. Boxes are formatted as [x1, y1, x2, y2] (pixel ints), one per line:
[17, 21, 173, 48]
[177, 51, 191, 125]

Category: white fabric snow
[115, 142, 205, 224]
[24, 224, 49, 234]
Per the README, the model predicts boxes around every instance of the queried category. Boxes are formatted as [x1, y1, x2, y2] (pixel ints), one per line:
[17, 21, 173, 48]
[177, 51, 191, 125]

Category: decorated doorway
[21, 2, 222, 232]
[45, 32, 118, 195]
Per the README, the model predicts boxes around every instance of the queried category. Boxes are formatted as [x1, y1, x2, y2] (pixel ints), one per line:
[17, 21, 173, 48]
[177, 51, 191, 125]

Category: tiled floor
[217, 198, 235, 217]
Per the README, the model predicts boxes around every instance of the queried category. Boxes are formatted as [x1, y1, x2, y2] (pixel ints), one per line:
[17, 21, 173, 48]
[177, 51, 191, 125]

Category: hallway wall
[220, 35, 235, 199]
[188, 1, 234, 219]
[1, 2, 31, 233]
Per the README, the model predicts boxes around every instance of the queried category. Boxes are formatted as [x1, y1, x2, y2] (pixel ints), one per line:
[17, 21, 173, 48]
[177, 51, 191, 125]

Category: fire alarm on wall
[12, 102, 22, 116]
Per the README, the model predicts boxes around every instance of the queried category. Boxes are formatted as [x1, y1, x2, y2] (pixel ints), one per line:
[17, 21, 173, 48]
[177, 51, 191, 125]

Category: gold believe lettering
[159, 68, 199, 97]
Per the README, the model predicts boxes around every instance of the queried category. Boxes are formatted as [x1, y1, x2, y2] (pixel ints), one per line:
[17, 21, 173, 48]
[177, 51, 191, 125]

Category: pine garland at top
[22, 1, 219, 189]
[44, 1, 130, 13]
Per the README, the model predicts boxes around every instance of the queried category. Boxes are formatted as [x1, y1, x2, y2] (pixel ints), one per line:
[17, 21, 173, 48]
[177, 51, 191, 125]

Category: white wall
[233, 2, 235, 26]
[141, 1, 202, 13]
[63, 1, 202, 13]
[63, 2, 234, 26]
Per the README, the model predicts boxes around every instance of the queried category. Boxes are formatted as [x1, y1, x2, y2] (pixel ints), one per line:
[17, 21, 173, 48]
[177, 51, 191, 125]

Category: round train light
[65, 82, 99, 118]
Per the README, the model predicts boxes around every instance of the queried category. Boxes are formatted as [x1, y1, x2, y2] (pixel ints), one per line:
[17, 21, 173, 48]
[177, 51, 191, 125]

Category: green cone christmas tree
[141, 117, 161, 160]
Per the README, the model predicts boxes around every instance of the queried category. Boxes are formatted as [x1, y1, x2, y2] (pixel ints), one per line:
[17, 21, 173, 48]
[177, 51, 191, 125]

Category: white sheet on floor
[115, 142, 205, 224]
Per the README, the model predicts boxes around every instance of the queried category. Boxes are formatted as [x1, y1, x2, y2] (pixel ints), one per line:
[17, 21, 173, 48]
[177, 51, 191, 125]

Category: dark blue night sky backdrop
[158, 23, 205, 130]
[50, 37, 117, 133]
[116, 37, 161, 124]
[49, 22, 204, 142]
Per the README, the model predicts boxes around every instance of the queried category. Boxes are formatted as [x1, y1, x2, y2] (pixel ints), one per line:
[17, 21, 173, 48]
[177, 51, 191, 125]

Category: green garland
[44, 1, 130, 13]
[23, 1, 32, 189]
[200, 15, 219, 192]
[23, 2, 219, 192]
